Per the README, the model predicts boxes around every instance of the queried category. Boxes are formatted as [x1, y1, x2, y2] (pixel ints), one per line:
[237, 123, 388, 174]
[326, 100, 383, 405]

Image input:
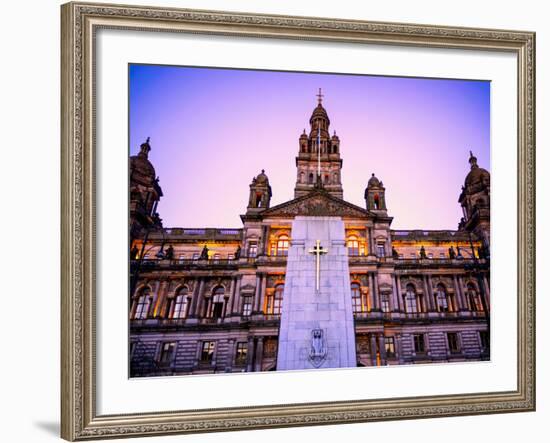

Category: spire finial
[146, 136, 150, 143]
[316, 88, 324, 105]
[468, 150, 478, 169]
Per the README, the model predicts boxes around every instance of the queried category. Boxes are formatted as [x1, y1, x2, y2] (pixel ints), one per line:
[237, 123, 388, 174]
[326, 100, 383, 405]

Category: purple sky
[129, 64, 490, 230]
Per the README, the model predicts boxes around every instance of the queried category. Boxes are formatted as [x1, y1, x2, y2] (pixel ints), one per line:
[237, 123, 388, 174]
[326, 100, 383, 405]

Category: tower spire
[316, 88, 324, 105]
[317, 126, 321, 177]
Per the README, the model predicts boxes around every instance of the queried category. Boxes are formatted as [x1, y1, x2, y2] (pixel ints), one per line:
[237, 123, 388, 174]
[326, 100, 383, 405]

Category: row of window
[150, 330, 489, 368]
[146, 340, 249, 367]
[411, 331, 489, 355]
[132, 284, 283, 320]
[133, 280, 485, 320]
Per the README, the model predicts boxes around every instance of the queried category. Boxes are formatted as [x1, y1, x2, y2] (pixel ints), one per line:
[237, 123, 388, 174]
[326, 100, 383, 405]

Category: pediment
[262, 191, 369, 219]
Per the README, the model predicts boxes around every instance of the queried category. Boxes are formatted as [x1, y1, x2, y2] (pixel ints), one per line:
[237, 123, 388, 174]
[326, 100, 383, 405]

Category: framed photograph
[61, 1, 535, 440]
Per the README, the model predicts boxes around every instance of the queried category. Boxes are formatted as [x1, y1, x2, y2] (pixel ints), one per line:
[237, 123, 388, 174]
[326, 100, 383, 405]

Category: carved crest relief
[264, 193, 368, 218]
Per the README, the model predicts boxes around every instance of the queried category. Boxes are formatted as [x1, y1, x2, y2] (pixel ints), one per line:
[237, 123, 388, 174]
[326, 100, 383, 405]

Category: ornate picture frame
[61, 1, 535, 440]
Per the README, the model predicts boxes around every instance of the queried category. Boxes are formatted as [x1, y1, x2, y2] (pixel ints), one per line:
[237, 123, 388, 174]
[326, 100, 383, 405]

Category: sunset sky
[129, 64, 490, 230]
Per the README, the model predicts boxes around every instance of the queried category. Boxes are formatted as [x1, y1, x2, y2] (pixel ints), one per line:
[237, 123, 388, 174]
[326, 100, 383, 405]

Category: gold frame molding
[60, 1, 536, 440]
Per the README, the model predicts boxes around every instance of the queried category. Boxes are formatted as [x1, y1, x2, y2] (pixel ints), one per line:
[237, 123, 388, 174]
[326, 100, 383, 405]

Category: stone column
[423, 275, 434, 312]
[457, 275, 467, 310]
[253, 274, 262, 313]
[258, 274, 267, 314]
[378, 334, 387, 365]
[367, 273, 374, 311]
[395, 275, 404, 312]
[427, 275, 435, 312]
[231, 276, 242, 316]
[482, 274, 491, 310]
[188, 278, 202, 318]
[155, 279, 169, 318]
[396, 333, 404, 364]
[453, 275, 466, 311]
[390, 276, 398, 313]
[226, 277, 236, 317]
[369, 334, 378, 366]
[259, 225, 268, 255]
[194, 278, 206, 317]
[371, 273, 380, 311]
[368, 226, 376, 256]
[246, 336, 255, 372]
[225, 338, 236, 373]
[255, 337, 264, 371]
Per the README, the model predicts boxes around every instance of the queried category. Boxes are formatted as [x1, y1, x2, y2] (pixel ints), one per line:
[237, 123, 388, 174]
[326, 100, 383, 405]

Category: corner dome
[368, 173, 381, 187]
[255, 169, 269, 185]
[465, 167, 490, 186]
[130, 138, 156, 182]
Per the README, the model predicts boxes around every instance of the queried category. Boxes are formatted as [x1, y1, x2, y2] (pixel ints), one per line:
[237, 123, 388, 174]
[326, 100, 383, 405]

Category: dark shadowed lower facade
[129, 95, 490, 377]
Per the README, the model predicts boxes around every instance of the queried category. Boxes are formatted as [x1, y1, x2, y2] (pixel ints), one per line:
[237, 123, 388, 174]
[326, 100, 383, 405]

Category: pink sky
[129, 65, 490, 230]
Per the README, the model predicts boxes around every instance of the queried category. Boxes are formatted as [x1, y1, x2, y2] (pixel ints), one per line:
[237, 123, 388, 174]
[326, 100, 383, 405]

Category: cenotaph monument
[276, 216, 357, 370]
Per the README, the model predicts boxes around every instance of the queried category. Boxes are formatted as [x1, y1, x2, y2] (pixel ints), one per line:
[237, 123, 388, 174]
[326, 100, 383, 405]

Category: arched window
[134, 287, 152, 319]
[275, 235, 289, 256]
[266, 284, 284, 315]
[404, 284, 419, 314]
[373, 194, 380, 209]
[324, 174, 329, 184]
[467, 283, 483, 311]
[351, 282, 365, 313]
[172, 287, 189, 319]
[333, 172, 338, 183]
[308, 173, 314, 184]
[300, 171, 305, 183]
[347, 236, 359, 256]
[434, 283, 451, 312]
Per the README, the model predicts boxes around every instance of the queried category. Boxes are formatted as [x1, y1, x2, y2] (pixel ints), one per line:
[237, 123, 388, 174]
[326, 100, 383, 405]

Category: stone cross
[308, 239, 328, 292]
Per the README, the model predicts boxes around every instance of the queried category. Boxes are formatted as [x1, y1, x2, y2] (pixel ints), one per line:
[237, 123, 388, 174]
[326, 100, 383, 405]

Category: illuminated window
[200, 341, 215, 362]
[235, 342, 247, 365]
[381, 293, 390, 313]
[158, 342, 176, 366]
[266, 284, 284, 315]
[211, 286, 225, 319]
[275, 235, 289, 256]
[134, 287, 151, 319]
[467, 283, 483, 311]
[404, 284, 419, 313]
[213, 253, 220, 262]
[351, 282, 364, 313]
[242, 297, 252, 317]
[447, 332, 461, 353]
[347, 236, 359, 256]
[172, 287, 189, 319]
[384, 337, 395, 357]
[413, 334, 426, 354]
[248, 242, 257, 258]
[227, 253, 235, 260]
[435, 284, 450, 312]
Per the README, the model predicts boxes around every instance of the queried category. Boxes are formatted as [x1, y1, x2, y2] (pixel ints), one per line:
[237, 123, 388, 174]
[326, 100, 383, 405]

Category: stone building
[129, 93, 490, 377]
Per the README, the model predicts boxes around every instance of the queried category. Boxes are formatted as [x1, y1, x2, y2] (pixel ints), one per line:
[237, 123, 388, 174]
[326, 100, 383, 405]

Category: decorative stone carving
[308, 329, 327, 368]
[263, 191, 368, 218]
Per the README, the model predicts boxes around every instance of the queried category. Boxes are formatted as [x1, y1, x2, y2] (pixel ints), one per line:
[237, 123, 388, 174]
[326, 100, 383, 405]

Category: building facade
[129, 95, 490, 377]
